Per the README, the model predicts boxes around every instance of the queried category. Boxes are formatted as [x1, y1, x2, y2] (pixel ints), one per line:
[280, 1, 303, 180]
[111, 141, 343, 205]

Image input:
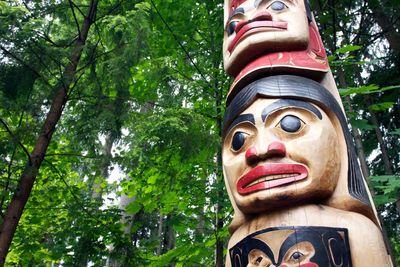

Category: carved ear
[322, 230, 352, 267]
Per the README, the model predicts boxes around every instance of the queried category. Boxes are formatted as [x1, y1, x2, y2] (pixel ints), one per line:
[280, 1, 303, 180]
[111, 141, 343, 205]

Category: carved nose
[266, 141, 286, 157]
[245, 141, 286, 165]
[235, 10, 272, 33]
[251, 11, 273, 21]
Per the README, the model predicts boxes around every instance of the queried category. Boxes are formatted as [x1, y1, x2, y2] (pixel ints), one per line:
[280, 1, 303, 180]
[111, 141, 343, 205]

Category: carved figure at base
[226, 205, 391, 266]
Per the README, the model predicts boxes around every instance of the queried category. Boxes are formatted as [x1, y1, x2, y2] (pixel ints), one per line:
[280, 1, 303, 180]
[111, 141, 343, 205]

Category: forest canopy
[0, 0, 399, 266]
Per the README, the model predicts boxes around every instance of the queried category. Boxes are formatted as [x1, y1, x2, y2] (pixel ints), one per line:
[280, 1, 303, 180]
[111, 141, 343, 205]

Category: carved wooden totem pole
[221, 0, 394, 266]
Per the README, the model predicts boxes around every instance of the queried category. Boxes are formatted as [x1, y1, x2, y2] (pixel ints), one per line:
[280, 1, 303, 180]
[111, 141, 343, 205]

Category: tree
[0, 0, 99, 264]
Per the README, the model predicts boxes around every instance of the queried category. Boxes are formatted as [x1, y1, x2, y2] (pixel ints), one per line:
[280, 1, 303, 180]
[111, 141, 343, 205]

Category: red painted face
[223, 98, 341, 214]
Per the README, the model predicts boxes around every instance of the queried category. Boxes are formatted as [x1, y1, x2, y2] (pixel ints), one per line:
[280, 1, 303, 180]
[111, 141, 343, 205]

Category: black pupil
[256, 256, 263, 263]
[280, 115, 301, 132]
[292, 251, 302, 260]
[232, 132, 246, 151]
[228, 21, 238, 35]
[270, 1, 286, 10]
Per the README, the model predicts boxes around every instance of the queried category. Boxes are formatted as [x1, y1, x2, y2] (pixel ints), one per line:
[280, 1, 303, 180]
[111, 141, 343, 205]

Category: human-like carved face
[223, 98, 340, 214]
[223, 0, 310, 75]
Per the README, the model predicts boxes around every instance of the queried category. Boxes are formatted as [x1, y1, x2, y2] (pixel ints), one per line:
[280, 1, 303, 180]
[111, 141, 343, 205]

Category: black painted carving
[261, 98, 322, 122]
[225, 113, 255, 137]
[222, 75, 370, 207]
[279, 115, 302, 133]
[230, 226, 352, 267]
[232, 132, 248, 151]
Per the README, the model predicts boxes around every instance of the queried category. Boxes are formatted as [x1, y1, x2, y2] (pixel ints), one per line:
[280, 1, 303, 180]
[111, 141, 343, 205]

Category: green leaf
[369, 102, 395, 111]
[327, 55, 337, 62]
[148, 174, 158, 185]
[389, 129, 400, 136]
[339, 84, 379, 96]
[350, 119, 375, 130]
[370, 175, 395, 183]
[335, 45, 362, 54]
[125, 201, 141, 214]
[339, 84, 400, 96]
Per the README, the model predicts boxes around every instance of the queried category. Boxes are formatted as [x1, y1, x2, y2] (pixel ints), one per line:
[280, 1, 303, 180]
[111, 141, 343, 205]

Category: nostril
[245, 147, 259, 165]
[266, 141, 286, 157]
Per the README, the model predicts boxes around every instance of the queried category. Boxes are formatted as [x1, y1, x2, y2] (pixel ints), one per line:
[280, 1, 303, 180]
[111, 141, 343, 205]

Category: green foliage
[1, 0, 399, 265]
[370, 175, 400, 206]
[339, 84, 400, 96]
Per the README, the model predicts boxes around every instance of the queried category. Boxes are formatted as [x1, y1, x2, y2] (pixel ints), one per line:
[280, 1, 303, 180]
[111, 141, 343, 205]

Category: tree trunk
[369, 0, 400, 54]
[366, 96, 394, 175]
[0, 1, 98, 265]
[156, 211, 164, 256]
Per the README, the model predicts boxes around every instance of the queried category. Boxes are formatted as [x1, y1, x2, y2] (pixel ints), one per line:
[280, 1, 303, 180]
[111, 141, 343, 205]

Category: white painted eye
[268, 1, 288, 11]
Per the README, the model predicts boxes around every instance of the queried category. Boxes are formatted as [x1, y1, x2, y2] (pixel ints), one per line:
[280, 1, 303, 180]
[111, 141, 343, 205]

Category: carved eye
[278, 115, 304, 133]
[268, 1, 288, 11]
[290, 251, 303, 261]
[231, 131, 248, 151]
[227, 21, 238, 35]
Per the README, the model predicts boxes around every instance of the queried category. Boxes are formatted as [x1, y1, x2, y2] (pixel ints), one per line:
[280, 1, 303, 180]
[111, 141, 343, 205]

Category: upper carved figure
[223, 0, 329, 81]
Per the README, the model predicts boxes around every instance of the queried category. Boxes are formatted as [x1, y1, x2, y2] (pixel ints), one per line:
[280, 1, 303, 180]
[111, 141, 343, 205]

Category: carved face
[223, 0, 310, 75]
[223, 98, 340, 214]
[230, 226, 352, 267]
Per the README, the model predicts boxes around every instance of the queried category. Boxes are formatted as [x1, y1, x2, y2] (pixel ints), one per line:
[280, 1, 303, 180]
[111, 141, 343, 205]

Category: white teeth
[246, 173, 300, 188]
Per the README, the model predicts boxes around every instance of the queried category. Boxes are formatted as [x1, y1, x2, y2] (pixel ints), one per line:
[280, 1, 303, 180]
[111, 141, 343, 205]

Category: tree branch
[0, 119, 31, 165]
[68, 0, 82, 38]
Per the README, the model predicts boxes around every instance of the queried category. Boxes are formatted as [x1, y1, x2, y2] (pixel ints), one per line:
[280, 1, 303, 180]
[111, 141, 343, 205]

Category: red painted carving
[236, 163, 308, 195]
[229, 22, 328, 98]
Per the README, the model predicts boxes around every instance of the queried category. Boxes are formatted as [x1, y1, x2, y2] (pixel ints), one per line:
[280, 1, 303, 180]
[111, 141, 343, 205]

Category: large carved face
[223, 98, 340, 214]
[223, 0, 310, 75]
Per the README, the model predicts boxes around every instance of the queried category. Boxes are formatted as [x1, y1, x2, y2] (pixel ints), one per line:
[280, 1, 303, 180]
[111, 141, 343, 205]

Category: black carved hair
[305, 0, 312, 22]
[222, 75, 370, 206]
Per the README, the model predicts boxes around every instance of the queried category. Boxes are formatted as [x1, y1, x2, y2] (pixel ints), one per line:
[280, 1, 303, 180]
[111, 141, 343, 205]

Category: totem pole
[221, 1, 394, 266]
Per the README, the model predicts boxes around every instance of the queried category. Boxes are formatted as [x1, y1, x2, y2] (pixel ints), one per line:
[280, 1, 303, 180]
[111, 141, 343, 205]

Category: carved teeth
[246, 173, 300, 188]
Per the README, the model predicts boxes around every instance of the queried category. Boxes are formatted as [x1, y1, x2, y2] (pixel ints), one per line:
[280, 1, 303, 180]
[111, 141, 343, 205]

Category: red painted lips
[228, 20, 288, 53]
[237, 163, 308, 195]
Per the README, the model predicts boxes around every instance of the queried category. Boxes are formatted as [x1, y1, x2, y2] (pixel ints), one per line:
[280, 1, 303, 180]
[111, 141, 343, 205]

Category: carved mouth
[237, 164, 308, 195]
[228, 20, 288, 53]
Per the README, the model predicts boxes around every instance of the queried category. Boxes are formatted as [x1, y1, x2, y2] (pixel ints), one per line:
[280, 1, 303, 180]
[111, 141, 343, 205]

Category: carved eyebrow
[225, 113, 255, 135]
[261, 99, 322, 121]
[229, 7, 245, 20]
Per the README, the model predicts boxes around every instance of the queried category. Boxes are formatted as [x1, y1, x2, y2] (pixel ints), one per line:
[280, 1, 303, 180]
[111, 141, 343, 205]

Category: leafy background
[0, 0, 399, 266]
